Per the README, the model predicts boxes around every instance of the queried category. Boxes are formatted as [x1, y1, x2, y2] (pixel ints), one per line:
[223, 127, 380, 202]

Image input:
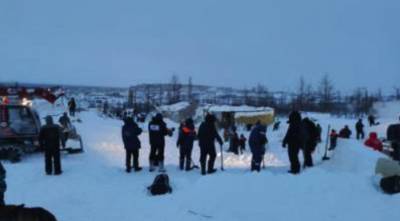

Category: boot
[159, 161, 166, 172]
[185, 159, 192, 171]
[200, 162, 206, 175]
[149, 160, 155, 172]
[208, 168, 217, 174]
[179, 159, 185, 170]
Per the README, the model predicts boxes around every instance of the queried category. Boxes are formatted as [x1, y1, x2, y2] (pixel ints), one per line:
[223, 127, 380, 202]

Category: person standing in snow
[282, 111, 304, 174]
[198, 114, 223, 175]
[355, 119, 365, 140]
[0, 161, 6, 206]
[122, 117, 143, 173]
[58, 112, 71, 149]
[68, 98, 77, 117]
[329, 129, 338, 150]
[239, 134, 247, 154]
[176, 118, 197, 171]
[301, 118, 318, 168]
[228, 126, 240, 155]
[368, 115, 377, 126]
[39, 116, 63, 175]
[148, 113, 173, 172]
[249, 122, 268, 172]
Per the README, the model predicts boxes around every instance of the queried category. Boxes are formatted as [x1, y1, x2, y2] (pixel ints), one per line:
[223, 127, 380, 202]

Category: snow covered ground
[2, 102, 400, 221]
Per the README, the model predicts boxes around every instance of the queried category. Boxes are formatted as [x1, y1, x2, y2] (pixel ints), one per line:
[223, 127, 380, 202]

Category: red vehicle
[0, 85, 64, 162]
[0, 104, 42, 161]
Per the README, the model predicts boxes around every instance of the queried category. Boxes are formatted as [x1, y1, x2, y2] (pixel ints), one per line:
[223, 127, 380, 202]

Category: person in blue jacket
[122, 117, 143, 173]
[249, 122, 268, 172]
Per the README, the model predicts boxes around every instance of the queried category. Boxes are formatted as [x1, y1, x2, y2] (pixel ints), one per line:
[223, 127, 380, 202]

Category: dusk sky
[0, 0, 399, 92]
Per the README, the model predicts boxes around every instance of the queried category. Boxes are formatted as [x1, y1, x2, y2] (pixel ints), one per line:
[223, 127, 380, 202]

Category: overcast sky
[0, 0, 399, 93]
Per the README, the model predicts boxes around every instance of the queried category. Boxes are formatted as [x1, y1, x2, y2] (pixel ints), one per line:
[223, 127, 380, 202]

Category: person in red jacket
[364, 132, 383, 152]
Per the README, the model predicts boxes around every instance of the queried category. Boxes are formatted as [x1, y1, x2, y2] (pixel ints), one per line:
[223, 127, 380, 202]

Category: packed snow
[159, 102, 191, 112]
[2, 102, 400, 221]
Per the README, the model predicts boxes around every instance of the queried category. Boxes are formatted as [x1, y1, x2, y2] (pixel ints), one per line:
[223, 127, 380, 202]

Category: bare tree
[144, 84, 152, 112]
[243, 88, 251, 105]
[295, 76, 306, 110]
[255, 84, 268, 106]
[394, 87, 400, 100]
[158, 84, 164, 105]
[127, 87, 134, 108]
[375, 88, 383, 102]
[188, 76, 193, 103]
[318, 74, 335, 112]
[169, 74, 182, 104]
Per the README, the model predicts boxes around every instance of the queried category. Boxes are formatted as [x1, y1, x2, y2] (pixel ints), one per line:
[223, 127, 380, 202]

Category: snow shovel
[220, 143, 225, 171]
[322, 125, 331, 161]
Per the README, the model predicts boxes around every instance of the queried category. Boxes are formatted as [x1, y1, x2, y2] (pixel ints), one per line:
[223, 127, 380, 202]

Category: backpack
[380, 175, 400, 194]
[148, 174, 172, 196]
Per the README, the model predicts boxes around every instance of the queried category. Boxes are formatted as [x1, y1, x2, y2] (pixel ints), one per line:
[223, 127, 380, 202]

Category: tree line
[127, 74, 399, 116]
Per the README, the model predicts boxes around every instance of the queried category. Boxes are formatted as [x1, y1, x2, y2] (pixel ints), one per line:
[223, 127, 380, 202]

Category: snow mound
[159, 102, 190, 112]
[374, 101, 400, 121]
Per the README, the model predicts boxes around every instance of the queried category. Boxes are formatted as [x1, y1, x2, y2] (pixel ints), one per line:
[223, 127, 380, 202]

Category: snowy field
[3, 102, 400, 221]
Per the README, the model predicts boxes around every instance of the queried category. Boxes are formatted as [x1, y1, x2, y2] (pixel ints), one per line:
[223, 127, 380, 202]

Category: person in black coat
[177, 118, 196, 171]
[355, 119, 365, 140]
[148, 113, 173, 172]
[39, 116, 62, 175]
[68, 98, 76, 117]
[0, 162, 6, 206]
[122, 117, 143, 173]
[282, 111, 304, 174]
[239, 134, 247, 154]
[302, 118, 318, 168]
[228, 126, 240, 155]
[198, 114, 223, 175]
[249, 122, 267, 172]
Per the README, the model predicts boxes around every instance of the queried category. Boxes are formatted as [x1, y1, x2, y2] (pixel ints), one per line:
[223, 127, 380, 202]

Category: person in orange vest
[329, 129, 338, 150]
[176, 118, 197, 171]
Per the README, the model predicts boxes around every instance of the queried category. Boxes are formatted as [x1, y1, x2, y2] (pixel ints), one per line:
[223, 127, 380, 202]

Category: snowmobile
[0, 103, 42, 162]
[382, 124, 400, 161]
[0, 85, 83, 161]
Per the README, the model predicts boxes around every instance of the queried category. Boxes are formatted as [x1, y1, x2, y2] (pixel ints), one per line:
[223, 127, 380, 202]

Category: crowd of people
[36, 107, 389, 178]
[0, 103, 392, 205]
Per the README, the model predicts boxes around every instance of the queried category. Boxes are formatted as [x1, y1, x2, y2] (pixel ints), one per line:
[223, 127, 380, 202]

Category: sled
[61, 125, 84, 154]
[375, 158, 400, 178]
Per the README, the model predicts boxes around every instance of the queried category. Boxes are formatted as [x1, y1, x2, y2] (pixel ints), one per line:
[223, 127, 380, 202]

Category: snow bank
[207, 105, 273, 113]
[159, 102, 190, 112]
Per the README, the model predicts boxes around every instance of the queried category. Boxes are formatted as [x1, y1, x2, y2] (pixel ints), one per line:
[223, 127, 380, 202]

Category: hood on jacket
[45, 115, 54, 125]
[288, 111, 301, 124]
[124, 117, 134, 125]
[205, 114, 216, 124]
[369, 132, 378, 139]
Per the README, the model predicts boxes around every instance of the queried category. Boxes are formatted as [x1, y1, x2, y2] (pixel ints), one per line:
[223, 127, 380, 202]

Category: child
[329, 129, 338, 150]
